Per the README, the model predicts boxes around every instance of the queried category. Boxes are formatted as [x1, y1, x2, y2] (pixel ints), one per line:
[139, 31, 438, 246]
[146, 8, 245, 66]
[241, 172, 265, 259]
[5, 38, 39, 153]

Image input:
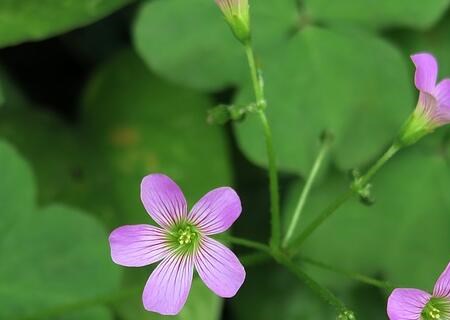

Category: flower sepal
[396, 110, 435, 147]
[215, 0, 251, 44]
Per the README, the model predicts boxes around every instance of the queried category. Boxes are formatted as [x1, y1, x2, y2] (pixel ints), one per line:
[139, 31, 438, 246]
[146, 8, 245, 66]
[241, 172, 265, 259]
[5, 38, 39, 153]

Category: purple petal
[141, 174, 187, 229]
[188, 187, 241, 235]
[434, 79, 450, 107]
[142, 252, 194, 315]
[387, 288, 431, 320]
[194, 236, 245, 298]
[434, 262, 450, 298]
[411, 53, 438, 93]
[109, 224, 170, 267]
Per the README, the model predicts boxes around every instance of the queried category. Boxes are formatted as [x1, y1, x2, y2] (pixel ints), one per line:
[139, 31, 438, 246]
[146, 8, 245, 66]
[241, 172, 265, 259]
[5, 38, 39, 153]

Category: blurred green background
[0, 0, 450, 319]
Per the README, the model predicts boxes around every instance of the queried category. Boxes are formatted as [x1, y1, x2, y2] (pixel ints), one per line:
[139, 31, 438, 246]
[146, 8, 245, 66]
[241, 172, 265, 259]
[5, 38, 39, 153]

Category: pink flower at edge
[387, 262, 450, 320]
[109, 174, 246, 315]
[411, 53, 450, 126]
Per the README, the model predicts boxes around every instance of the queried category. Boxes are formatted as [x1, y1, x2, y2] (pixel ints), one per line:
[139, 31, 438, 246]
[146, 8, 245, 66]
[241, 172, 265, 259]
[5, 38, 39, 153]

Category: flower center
[177, 226, 197, 245]
[167, 222, 200, 254]
[422, 298, 450, 320]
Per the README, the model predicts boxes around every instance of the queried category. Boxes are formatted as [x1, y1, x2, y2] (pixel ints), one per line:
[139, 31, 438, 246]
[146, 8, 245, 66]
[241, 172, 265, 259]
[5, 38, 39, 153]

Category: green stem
[301, 256, 395, 290]
[283, 136, 331, 247]
[218, 234, 272, 254]
[290, 189, 354, 253]
[278, 256, 347, 312]
[239, 251, 271, 266]
[290, 143, 401, 253]
[244, 43, 281, 250]
[356, 144, 400, 187]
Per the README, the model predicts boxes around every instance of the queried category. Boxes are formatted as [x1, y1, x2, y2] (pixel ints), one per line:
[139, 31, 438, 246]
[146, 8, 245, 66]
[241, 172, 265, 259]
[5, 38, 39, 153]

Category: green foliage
[230, 263, 334, 319]
[234, 26, 413, 176]
[81, 49, 232, 225]
[303, 0, 449, 30]
[0, 108, 83, 204]
[0, 140, 121, 320]
[0, 0, 132, 47]
[133, 0, 297, 90]
[1, 0, 450, 318]
[285, 147, 450, 290]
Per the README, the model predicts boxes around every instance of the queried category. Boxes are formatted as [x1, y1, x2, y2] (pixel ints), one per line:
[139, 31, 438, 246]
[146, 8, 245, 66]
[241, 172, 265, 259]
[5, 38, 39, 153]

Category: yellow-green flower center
[168, 222, 200, 254]
[177, 226, 197, 245]
[422, 298, 450, 320]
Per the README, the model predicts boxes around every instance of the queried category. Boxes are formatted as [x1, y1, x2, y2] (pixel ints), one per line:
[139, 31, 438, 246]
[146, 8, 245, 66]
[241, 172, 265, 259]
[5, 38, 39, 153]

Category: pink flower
[399, 53, 450, 146]
[109, 174, 245, 315]
[387, 262, 450, 320]
[411, 53, 450, 126]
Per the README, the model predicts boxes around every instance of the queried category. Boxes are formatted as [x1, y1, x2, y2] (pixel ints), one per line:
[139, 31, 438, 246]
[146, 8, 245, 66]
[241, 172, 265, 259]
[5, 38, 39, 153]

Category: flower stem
[289, 143, 401, 253]
[301, 256, 395, 290]
[290, 189, 354, 253]
[218, 234, 272, 254]
[355, 144, 400, 188]
[278, 256, 347, 312]
[283, 135, 332, 248]
[244, 42, 281, 250]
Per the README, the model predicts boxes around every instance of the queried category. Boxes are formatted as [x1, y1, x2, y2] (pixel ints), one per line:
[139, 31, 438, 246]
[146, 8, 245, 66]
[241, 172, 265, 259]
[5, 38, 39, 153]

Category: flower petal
[188, 187, 241, 235]
[434, 262, 450, 298]
[141, 174, 187, 229]
[434, 79, 450, 107]
[411, 53, 438, 93]
[194, 236, 245, 298]
[109, 225, 171, 267]
[142, 252, 194, 315]
[387, 288, 431, 320]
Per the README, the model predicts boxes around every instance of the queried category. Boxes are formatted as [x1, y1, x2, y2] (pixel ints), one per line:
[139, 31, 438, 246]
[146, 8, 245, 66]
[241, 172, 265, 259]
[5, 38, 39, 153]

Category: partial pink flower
[387, 262, 450, 320]
[411, 53, 450, 126]
[109, 174, 245, 315]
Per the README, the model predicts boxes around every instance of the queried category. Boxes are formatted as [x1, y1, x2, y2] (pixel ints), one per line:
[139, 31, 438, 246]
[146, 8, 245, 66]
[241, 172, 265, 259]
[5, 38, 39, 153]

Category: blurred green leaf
[81, 49, 233, 224]
[304, 0, 449, 30]
[0, 140, 121, 319]
[0, 0, 132, 48]
[0, 78, 4, 107]
[0, 140, 35, 236]
[234, 26, 413, 176]
[133, 0, 297, 90]
[230, 263, 333, 320]
[285, 148, 450, 290]
[0, 108, 83, 205]
[393, 13, 450, 77]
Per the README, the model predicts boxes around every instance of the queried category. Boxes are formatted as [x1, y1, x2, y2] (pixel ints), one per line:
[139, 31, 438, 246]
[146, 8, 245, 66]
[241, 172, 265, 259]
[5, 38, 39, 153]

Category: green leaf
[0, 140, 121, 319]
[393, 14, 450, 77]
[0, 140, 35, 235]
[303, 0, 449, 30]
[133, 0, 297, 90]
[0, 108, 83, 205]
[0, 78, 4, 107]
[0, 0, 132, 48]
[230, 263, 334, 319]
[81, 49, 233, 225]
[234, 26, 413, 176]
[285, 149, 450, 289]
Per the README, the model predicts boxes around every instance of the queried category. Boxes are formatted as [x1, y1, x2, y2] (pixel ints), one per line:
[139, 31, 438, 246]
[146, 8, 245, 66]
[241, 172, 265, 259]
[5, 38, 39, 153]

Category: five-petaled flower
[109, 174, 246, 315]
[387, 262, 450, 320]
[215, 0, 250, 44]
[399, 53, 450, 146]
